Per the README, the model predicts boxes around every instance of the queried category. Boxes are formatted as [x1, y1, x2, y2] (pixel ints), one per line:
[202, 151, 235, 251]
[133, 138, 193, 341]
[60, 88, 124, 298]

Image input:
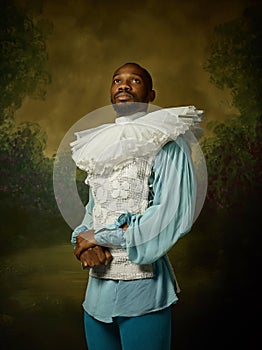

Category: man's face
[110, 64, 155, 115]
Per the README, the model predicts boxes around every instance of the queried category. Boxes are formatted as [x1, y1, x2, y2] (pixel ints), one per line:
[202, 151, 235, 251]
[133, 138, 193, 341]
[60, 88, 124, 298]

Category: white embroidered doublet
[90, 157, 152, 228]
[89, 157, 154, 280]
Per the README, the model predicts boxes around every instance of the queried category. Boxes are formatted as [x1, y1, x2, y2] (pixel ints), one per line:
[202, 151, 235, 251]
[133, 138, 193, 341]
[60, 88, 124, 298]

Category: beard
[112, 101, 148, 116]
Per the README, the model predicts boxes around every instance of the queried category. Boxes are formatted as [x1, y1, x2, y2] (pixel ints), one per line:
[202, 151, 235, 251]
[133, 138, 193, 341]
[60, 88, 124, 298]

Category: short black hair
[120, 62, 153, 90]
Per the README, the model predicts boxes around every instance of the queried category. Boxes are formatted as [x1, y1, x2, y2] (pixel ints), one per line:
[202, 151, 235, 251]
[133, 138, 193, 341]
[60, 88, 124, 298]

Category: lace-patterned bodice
[89, 157, 153, 229]
[88, 156, 155, 280]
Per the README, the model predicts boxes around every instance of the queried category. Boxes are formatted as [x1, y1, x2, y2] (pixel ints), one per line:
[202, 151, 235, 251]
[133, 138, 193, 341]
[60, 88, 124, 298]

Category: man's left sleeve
[123, 136, 197, 264]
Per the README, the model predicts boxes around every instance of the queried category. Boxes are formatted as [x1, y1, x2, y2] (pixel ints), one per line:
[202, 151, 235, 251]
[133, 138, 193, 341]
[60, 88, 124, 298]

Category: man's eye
[132, 78, 140, 84]
[113, 79, 121, 84]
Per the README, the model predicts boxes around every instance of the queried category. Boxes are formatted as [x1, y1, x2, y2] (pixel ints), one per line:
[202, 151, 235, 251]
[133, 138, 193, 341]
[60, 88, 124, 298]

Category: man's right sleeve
[71, 189, 94, 247]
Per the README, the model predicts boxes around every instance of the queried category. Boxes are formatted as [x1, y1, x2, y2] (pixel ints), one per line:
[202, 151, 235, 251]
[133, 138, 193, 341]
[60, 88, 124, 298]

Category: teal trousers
[84, 306, 172, 350]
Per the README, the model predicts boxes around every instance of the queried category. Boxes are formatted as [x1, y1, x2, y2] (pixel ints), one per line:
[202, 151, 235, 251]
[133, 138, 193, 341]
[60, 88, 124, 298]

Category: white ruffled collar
[115, 111, 146, 124]
[71, 106, 204, 177]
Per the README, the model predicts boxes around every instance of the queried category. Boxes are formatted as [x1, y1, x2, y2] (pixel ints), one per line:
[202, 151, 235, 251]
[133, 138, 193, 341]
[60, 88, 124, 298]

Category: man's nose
[118, 80, 131, 91]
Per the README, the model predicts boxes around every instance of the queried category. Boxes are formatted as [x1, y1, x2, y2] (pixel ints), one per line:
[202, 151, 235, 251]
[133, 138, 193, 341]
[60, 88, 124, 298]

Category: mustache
[114, 91, 134, 98]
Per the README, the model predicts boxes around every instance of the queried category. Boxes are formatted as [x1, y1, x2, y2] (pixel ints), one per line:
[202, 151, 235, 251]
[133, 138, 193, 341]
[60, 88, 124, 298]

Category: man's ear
[148, 90, 156, 102]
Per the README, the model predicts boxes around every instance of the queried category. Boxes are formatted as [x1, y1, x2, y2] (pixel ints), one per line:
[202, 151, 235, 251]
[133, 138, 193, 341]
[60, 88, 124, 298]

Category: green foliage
[0, 121, 54, 210]
[0, 0, 53, 123]
[0, 119, 78, 253]
[201, 117, 261, 208]
[0, 0, 62, 250]
[0, 121, 88, 252]
[203, 4, 262, 209]
[204, 5, 262, 121]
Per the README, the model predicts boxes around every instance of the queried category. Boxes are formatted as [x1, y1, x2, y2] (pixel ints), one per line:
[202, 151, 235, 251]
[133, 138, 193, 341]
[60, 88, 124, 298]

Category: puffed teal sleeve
[71, 190, 94, 246]
[124, 136, 197, 264]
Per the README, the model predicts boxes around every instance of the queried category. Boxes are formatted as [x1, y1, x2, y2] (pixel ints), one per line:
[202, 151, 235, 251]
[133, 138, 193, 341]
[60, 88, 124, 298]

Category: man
[73, 63, 156, 269]
[71, 62, 203, 350]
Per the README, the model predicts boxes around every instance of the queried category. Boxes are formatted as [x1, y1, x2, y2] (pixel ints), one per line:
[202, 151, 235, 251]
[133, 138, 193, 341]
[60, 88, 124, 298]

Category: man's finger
[104, 249, 113, 265]
[92, 246, 107, 264]
[80, 249, 100, 268]
[75, 239, 95, 260]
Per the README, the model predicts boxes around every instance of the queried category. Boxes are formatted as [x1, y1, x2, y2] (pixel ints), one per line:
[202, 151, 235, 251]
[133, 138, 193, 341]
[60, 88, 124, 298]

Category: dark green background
[0, 0, 261, 349]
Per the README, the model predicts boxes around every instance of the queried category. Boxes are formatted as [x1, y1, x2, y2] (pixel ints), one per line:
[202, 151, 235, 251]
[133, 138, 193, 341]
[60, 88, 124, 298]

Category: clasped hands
[74, 230, 113, 268]
[74, 224, 129, 268]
